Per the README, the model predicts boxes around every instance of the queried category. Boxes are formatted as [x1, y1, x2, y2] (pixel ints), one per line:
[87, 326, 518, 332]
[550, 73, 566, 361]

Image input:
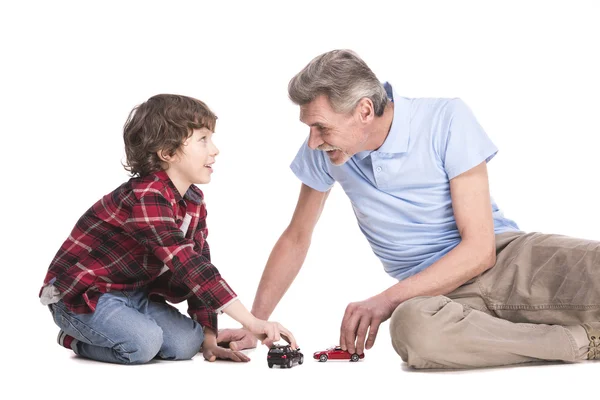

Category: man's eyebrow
[299, 116, 324, 128]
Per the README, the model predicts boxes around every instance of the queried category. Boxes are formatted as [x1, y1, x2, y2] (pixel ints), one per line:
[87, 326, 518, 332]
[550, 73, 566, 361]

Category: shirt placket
[372, 153, 387, 188]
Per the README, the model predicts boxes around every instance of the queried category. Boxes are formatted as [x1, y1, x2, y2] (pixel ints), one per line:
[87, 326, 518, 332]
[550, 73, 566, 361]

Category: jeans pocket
[51, 305, 92, 343]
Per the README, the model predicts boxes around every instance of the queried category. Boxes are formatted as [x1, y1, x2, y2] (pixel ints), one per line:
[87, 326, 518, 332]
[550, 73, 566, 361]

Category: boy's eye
[199, 136, 207, 142]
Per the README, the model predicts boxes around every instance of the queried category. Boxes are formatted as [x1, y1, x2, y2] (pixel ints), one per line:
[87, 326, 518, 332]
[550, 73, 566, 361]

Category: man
[218, 49, 599, 368]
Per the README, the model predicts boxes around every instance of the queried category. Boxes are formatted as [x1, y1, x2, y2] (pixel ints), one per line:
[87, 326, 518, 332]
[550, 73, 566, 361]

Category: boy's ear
[157, 150, 172, 163]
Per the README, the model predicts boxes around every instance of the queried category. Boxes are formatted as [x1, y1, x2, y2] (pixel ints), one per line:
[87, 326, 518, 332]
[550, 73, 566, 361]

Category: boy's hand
[217, 328, 258, 351]
[247, 319, 298, 350]
[202, 343, 250, 362]
[202, 327, 250, 362]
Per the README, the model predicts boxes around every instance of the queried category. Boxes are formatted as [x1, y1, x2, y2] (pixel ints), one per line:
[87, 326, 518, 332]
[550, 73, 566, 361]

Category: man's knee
[389, 296, 458, 366]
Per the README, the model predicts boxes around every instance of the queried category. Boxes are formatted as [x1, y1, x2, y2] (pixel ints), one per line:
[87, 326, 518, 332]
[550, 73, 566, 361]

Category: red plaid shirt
[40, 170, 237, 332]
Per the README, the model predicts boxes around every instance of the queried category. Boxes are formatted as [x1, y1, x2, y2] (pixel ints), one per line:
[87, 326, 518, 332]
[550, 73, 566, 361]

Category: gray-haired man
[219, 49, 599, 368]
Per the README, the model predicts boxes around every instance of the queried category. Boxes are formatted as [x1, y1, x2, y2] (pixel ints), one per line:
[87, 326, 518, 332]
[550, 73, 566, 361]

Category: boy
[40, 94, 297, 364]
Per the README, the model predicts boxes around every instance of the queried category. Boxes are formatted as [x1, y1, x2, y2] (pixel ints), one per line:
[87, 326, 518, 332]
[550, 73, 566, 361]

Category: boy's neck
[164, 169, 191, 199]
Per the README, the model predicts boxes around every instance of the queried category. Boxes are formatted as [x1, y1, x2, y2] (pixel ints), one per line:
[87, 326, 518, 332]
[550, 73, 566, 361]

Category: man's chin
[326, 149, 350, 166]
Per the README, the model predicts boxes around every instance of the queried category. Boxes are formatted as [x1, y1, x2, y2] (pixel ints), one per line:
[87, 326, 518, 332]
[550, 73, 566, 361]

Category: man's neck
[366, 101, 395, 152]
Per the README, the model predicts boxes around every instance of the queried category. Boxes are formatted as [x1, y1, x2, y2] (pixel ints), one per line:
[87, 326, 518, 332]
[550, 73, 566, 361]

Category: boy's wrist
[202, 327, 218, 347]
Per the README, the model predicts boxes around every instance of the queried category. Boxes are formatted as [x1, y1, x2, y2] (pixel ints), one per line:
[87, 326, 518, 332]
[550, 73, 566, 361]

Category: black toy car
[267, 344, 304, 368]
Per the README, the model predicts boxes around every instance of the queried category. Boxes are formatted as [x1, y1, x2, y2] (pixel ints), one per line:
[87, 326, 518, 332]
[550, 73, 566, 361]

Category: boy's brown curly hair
[123, 94, 217, 177]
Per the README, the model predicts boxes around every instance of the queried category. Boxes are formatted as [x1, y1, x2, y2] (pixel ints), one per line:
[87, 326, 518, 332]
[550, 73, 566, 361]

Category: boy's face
[167, 128, 219, 188]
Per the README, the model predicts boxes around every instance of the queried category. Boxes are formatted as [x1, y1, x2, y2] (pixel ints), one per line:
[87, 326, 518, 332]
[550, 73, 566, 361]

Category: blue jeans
[49, 289, 204, 364]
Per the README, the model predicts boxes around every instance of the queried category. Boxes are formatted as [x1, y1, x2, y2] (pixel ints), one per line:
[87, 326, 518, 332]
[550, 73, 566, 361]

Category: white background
[1, 0, 599, 398]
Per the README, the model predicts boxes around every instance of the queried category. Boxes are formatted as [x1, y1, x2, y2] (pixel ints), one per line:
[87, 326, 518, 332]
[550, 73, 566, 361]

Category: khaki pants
[390, 231, 600, 369]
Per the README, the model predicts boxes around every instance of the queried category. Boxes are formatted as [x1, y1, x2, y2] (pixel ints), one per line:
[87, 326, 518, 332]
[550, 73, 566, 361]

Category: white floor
[13, 316, 597, 400]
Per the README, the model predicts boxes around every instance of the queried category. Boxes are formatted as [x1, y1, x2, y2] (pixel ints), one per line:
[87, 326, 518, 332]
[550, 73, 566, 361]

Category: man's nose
[307, 130, 323, 150]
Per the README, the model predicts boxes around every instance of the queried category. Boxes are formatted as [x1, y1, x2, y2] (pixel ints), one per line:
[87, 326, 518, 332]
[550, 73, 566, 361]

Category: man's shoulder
[406, 97, 468, 128]
[408, 97, 461, 113]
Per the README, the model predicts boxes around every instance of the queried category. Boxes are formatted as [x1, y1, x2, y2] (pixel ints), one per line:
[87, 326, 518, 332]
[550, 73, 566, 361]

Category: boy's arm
[123, 190, 237, 319]
[125, 189, 297, 348]
[218, 184, 329, 350]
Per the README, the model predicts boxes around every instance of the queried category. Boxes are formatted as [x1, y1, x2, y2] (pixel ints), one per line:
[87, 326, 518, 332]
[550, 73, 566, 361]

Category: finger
[227, 351, 242, 362]
[355, 317, 371, 355]
[264, 324, 279, 344]
[339, 305, 355, 351]
[230, 333, 258, 351]
[233, 351, 251, 362]
[365, 320, 381, 350]
[343, 312, 361, 355]
[218, 329, 246, 347]
[262, 338, 274, 348]
[216, 329, 236, 343]
[203, 349, 217, 362]
[279, 329, 298, 350]
[214, 347, 242, 362]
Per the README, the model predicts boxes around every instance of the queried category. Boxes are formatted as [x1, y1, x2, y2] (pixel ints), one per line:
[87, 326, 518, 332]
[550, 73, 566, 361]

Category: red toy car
[313, 346, 364, 362]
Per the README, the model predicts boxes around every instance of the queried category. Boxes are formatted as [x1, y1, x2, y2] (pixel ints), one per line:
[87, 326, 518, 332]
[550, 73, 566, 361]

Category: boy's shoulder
[128, 171, 204, 206]
[128, 172, 174, 203]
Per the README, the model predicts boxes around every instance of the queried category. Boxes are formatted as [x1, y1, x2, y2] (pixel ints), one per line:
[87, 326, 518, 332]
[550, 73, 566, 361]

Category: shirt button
[376, 166, 382, 172]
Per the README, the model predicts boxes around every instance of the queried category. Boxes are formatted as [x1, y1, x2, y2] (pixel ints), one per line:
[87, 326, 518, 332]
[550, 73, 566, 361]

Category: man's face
[300, 95, 368, 166]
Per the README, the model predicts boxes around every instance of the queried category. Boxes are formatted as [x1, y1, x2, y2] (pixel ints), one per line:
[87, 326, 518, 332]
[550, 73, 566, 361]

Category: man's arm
[217, 183, 329, 350]
[252, 183, 330, 319]
[341, 161, 497, 354]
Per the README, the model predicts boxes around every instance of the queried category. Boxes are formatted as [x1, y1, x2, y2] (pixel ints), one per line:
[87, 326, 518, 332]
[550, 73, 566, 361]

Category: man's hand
[340, 293, 396, 355]
[202, 328, 250, 362]
[217, 328, 259, 351]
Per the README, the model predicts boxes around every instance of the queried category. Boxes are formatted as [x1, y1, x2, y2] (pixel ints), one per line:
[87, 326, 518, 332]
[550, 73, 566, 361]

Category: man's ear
[356, 98, 374, 123]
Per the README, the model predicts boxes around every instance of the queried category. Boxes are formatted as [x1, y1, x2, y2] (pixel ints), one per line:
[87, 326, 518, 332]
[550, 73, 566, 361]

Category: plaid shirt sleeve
[186, 230, 237, 332]
[123, 188, 237, 317]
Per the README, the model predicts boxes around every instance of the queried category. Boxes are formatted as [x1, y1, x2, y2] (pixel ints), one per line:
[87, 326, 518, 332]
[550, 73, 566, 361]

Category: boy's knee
[159, 324, 204, 360]
[120, 325, 164, 364]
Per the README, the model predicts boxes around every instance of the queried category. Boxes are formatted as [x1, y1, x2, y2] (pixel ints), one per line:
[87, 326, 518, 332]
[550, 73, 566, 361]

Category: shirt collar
[354, 82, 411, 161]
[153, 170, 204, 205]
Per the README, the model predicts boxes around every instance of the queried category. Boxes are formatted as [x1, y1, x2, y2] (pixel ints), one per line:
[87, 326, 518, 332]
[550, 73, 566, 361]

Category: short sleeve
[290, 138, 335, 192]
[439, 99, 498, 180]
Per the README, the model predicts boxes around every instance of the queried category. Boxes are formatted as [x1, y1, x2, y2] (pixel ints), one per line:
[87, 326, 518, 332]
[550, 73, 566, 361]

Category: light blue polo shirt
[290, 82, 520, 281]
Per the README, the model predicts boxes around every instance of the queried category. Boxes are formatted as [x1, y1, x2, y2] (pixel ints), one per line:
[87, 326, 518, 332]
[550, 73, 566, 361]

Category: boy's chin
[193, 175, 212, 185]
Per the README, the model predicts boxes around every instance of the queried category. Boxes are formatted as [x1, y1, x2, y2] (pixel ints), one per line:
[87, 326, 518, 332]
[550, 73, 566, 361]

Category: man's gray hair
[288, 49, 388, 116]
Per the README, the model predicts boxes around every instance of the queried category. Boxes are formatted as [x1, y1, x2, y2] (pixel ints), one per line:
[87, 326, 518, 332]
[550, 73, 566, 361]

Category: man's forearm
[251, 231, 310, 320]
[382, 239, 496, 307]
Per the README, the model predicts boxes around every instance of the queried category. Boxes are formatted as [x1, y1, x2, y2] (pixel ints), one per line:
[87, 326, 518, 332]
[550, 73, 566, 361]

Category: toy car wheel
[319, 354, 328, 362]
[287, 359, 293, 368]
[299, 355, 304, 365]
[351, 353, 360, 362]
[268, 363, 273, 368]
